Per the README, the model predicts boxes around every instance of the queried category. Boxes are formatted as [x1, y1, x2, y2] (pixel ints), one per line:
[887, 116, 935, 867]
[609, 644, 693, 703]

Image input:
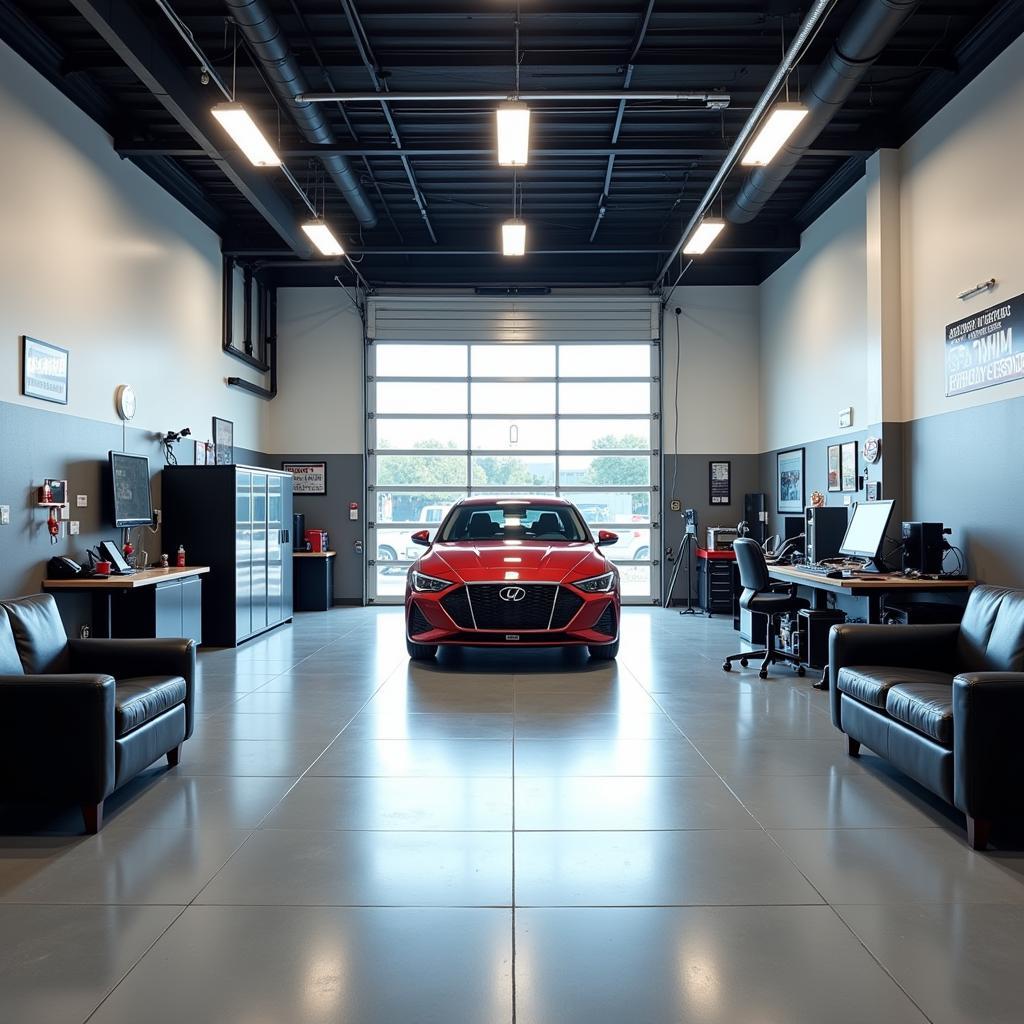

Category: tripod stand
[665, 531, 698, 614]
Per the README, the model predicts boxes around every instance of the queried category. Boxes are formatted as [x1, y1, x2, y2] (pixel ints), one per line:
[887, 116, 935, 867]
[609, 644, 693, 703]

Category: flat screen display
[839, 499, 894, 559]
[109, 452, 153, 528]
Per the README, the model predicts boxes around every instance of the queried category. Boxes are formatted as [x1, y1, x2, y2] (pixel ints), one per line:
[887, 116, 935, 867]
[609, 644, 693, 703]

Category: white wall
[758, 179, 869, 452]
[0, 42, 266, 450]
[900, 31, 1024, 422]
[662, 286, 760, 453]
[269, 288, 365, 454]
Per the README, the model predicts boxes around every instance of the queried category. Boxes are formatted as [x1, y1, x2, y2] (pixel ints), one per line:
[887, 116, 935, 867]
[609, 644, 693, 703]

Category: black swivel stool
[723, 538, 809, 679]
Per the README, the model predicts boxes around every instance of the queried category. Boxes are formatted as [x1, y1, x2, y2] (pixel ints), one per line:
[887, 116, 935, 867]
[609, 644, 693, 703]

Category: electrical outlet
[76, 494, 88, 507]
[0, 505, 9, 525]
[843, 494, 852, 506]
[70, 520, 80, 535]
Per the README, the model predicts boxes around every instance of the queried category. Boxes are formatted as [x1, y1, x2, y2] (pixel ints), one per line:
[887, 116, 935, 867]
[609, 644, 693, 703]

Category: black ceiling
[4, 0, 1021, 289]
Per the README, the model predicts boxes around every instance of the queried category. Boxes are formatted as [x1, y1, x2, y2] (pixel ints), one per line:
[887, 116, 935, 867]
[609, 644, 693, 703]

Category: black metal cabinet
[103, 574, 203, 644]
[163, 466, 293, 646]
[698, 554, 735, 616]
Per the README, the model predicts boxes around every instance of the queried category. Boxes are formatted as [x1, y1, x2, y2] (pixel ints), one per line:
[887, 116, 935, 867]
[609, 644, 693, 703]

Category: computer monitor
[108, 452, 153, 528]
[839, 499, 895, 571]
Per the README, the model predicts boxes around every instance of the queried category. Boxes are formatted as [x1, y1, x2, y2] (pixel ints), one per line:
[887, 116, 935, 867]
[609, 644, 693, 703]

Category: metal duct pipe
[728, 0, 920, 223]
[224, 0, 378, 229]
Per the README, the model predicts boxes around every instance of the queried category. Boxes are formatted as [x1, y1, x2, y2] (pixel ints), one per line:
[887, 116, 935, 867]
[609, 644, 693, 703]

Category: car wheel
[588, 639, 619, 661]
[406, 638, 437, 660]
[378, 545, 397, 561]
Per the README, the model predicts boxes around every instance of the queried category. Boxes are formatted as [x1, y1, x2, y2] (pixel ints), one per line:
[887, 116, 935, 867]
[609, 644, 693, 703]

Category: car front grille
[408, 602, 434, 636]
[593, 602, 617, 637]
[439, 588, 474, 629]
[550, 589, 585, 629]
[467, 584, 558, 630]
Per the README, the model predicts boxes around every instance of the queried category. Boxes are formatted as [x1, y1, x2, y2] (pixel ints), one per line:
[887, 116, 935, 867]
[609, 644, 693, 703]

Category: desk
[43, 566, 209, 642]
[293, 551, 336, 611]
[767, 564, 975, 687]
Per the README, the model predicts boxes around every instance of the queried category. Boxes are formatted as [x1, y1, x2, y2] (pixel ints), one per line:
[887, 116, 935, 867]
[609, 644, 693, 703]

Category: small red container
[304, 529, 329, 553]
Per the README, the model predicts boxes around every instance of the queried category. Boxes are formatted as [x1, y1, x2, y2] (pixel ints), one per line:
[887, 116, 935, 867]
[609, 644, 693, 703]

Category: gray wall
[662, 453, 760, 604]
[904, 394, 1024, 587]
[0, 396, 263, 633]
[269, 454, 365, 604]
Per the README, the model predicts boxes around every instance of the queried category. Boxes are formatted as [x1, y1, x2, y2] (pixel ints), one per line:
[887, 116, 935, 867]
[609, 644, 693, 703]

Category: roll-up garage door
[365, 297, 661, 604]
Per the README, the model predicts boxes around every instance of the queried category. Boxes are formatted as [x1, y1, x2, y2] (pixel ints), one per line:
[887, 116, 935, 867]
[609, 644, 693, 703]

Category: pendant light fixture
[210, 29, 280, 167]
[301, 220, 345, 256]
[502, 172, 527, 256]
[682, 218, 725, 255]
[211, 103, 281, 167]
[741, 102, 808, 166]
[496, 9, 530, 166]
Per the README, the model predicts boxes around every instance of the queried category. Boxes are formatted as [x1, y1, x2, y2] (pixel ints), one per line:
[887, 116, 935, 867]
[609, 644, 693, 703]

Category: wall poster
[708, 460, 731, 505]
[776, 448, 805, 515]
[945, 292, 1024, 397]
[284, 461, 327, 495]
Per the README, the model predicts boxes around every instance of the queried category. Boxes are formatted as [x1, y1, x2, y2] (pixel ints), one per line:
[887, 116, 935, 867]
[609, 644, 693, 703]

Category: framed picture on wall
[212, 417, 234, 466]
[21, 336, 69, 405]
[840, 440, 858, 491]
[193, 440, 208, 466]
[708, 460, 731, 505]
[827, 444, 841, 492]
[776, 448, 805, 514]
[283, 461, 327, 495]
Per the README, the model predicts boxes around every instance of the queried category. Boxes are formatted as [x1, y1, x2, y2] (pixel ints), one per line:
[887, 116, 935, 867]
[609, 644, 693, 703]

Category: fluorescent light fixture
[211, 103, 281, 167]
[502, 218, 527, 256]
[682, 218, 725, 255]
[741, 102, 808, 166]
[496, 101, 531, 166]
[301, 220, 345, 256]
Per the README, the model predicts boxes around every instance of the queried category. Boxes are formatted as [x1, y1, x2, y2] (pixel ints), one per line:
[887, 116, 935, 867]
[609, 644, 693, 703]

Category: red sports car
[404, 496, 620, 661]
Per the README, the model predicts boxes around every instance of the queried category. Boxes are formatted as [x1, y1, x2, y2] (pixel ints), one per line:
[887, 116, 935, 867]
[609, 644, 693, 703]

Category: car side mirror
[597, 530, 618, 547]
[411, 530, 431, 547]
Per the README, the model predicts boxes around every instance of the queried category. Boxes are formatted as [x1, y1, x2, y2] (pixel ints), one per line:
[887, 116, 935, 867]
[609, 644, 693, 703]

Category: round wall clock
[115, 384, 137, 422]
[862, 436, 882, 464]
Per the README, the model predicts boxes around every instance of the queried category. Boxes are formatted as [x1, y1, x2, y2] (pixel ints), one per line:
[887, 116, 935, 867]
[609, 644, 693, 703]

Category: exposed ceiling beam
[59, 45, 960, 73]
[65, 0, 313, 256]
[114, 140, 872, 159]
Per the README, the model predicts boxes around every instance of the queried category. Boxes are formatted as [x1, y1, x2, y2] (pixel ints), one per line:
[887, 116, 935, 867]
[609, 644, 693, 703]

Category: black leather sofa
[830, 585, 1024, 850]
[0, 594, 195, 833]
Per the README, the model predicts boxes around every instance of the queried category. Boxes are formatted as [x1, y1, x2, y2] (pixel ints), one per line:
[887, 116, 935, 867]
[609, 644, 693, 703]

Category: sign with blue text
[945, 292, 1024, 397]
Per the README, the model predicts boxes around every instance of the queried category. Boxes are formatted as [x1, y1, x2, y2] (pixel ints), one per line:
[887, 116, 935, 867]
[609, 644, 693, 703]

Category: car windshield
[438, 502, 589, 543]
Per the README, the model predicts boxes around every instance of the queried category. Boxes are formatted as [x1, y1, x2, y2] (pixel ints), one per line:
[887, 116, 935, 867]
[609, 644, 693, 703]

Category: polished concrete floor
[3, 607, 1024, 1023]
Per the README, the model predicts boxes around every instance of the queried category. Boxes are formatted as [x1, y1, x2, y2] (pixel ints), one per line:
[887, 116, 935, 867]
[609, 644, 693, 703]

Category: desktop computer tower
[744, 492, 768, 544]
[901, 522, 945, 573]
[804, 506, 848, 564]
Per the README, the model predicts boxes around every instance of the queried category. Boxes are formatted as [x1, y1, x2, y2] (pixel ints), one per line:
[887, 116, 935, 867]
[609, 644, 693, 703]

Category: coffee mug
[94, 561, 111, 577]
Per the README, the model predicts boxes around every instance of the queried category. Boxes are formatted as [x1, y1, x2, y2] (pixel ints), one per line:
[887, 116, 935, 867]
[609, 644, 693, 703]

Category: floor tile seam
[242, 666, 401, 830]
[192, 900, 516, 909]
[180, 830, 260, 911]
[824, 902, 937, 1024]
[79, 903, 190, 1024]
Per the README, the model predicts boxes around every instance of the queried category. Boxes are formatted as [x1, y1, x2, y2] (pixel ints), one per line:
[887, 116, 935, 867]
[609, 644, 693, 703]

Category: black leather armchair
[0, 594, 195, 833]
[830, 585, 1024, 849]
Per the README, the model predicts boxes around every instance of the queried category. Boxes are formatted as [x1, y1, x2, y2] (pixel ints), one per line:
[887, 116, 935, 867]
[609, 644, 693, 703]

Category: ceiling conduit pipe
[223, 0, 378, 229]
[728, 0, 921, 223]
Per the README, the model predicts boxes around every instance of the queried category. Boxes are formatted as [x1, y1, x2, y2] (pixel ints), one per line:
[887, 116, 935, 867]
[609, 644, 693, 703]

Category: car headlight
[573, 570, 617, 593]
[410, 570, 454, 593]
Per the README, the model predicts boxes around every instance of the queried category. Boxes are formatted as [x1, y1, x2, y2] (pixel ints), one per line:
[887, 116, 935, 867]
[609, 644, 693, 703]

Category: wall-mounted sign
[708, 460, 731, 505]
[22, 336, 69, 405]
[283, 461, 327, 495]
[945, 291, 1024, 397]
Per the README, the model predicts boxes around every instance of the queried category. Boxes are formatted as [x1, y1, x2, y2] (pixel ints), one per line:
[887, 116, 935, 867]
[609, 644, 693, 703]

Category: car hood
[421, 541, 609, 584]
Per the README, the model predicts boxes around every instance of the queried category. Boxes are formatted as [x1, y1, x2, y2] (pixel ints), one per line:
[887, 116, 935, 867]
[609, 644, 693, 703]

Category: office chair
[723, 538, 810, 679]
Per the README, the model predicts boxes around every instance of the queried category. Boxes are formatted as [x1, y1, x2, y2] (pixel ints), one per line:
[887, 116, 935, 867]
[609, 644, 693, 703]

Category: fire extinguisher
[47, 508, 60, 544]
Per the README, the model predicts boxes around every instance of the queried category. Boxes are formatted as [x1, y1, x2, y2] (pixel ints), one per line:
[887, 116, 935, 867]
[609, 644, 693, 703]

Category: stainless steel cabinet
[164, 465, 293, 646]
